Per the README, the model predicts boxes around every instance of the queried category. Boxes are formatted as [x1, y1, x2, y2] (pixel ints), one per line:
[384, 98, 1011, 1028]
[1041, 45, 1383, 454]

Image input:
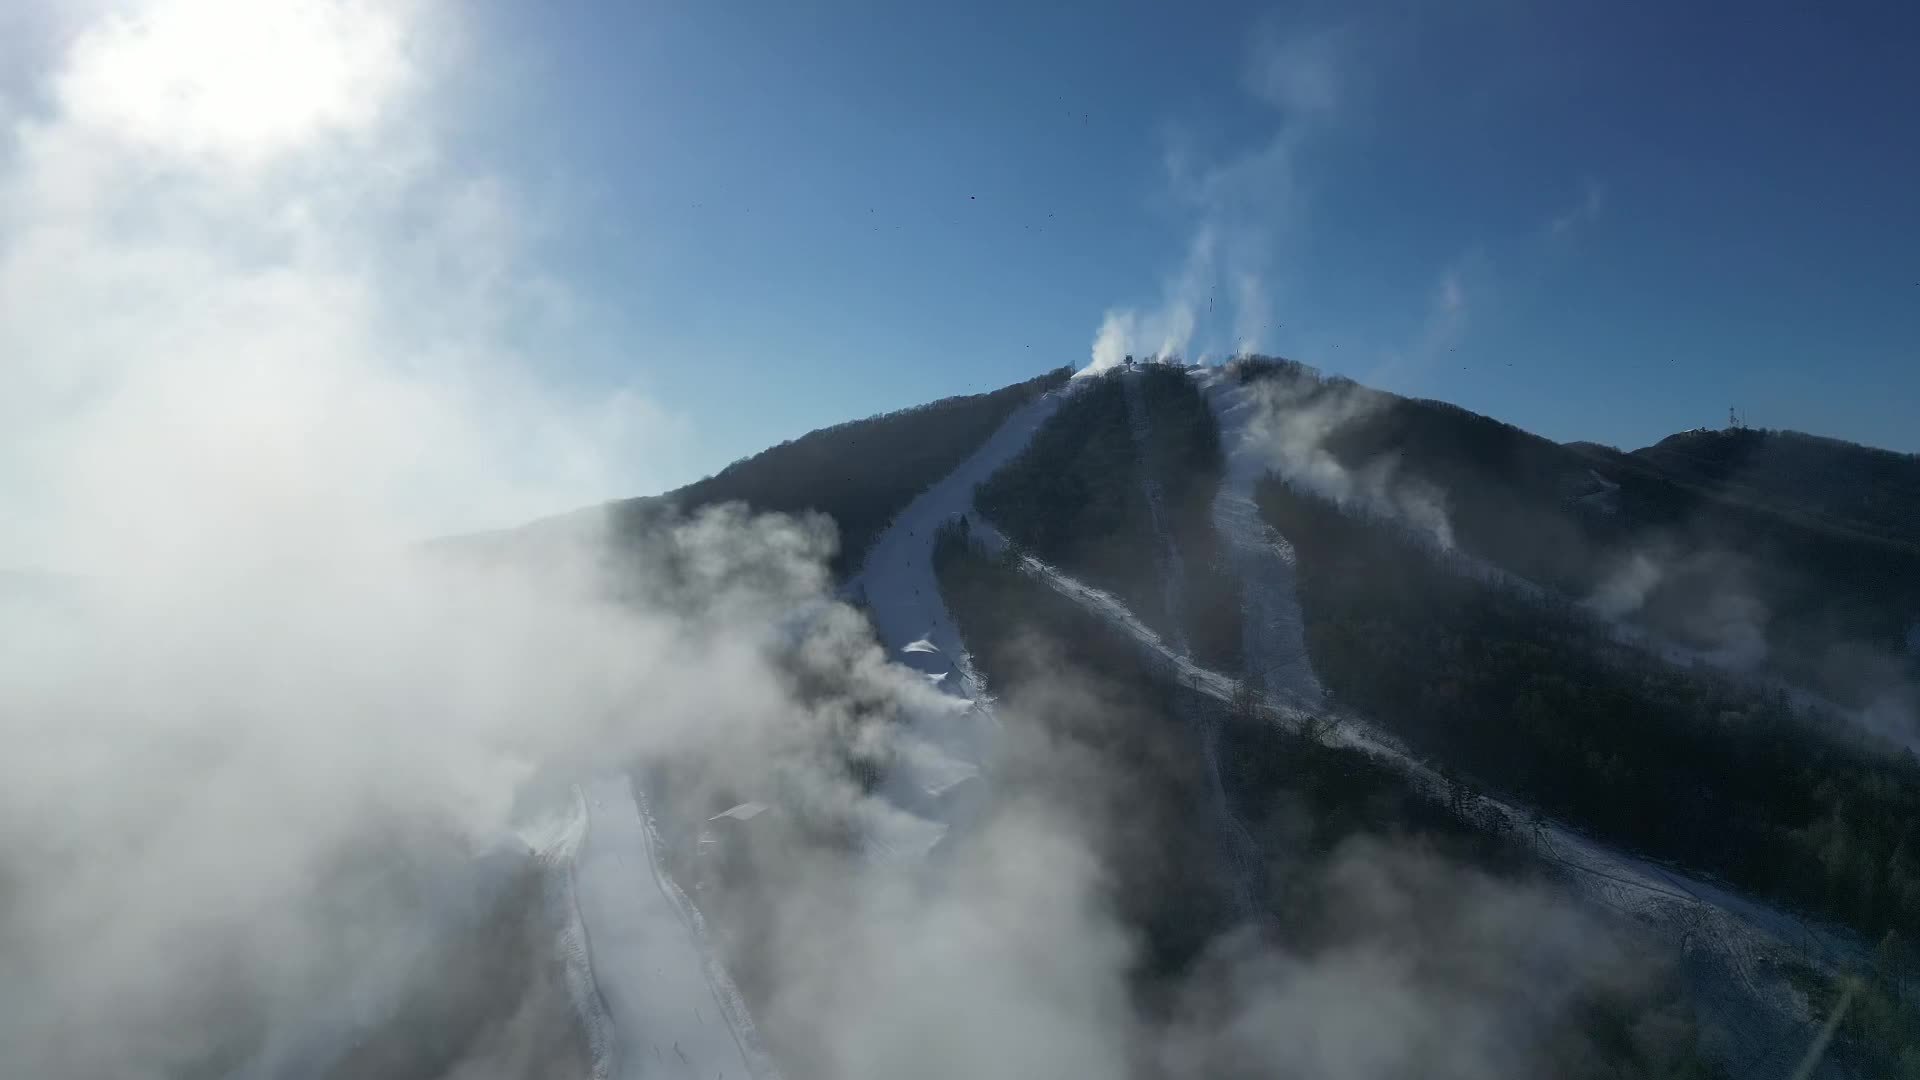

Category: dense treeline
[934, 526, 1721, 1079]
[1233, 357, 1920, 721]
[1635, 426, 1920, 549]
[1569, 436, 1920, 709]
[974, 372, 1166, 633]
[976, 366, 1240, 664]
[1133, 365, 1242, 671]
[1786, 930, 1920, 1077]
[1255, 473, 1920, 943]
[606, 367, 1070, 579]
[933, 520, 1244, 978]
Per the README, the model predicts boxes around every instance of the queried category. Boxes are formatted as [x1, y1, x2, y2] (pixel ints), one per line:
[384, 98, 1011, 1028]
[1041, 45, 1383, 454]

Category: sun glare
[56, 0, 409, 163]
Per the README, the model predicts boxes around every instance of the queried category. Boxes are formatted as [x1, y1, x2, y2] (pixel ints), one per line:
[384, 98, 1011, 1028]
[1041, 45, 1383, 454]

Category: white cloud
[1547, 178, 1606, 238]
[1427, 259, 1472, 350]
[0, 9, 711, 1065]
[0, 0, 672, 574]
[1244, 24, 1348, 121]
[54, 0, 412, 165]
[0, 7, 1690, 1076]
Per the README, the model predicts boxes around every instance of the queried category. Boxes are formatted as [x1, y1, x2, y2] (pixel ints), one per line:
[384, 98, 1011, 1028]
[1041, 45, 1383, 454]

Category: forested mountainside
[1218, 359, 1919, 1076]
[608, 368, 1070, 579]
[1228, 358, 1920, 728]
[972, 372, 1159, 626]
[1255, 473, 1920, 943]
[1630, 427, 1920, 549]
[461, 356, 1917, 1077]
[975, 366, 1242, 670]
[933, 525, 1724, 1080]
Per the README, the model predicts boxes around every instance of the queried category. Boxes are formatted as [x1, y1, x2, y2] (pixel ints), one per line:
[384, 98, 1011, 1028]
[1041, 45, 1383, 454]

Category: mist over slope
[1214, 359, 1920, 748]
[12, 341, 1913, 1078]
[9, 1, 1912, 1077]
[597, 357, 1915, 1078]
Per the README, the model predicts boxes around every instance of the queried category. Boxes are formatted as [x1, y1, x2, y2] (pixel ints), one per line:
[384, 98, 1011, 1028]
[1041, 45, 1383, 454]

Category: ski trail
[631, 784, 783, 1080]
[972, 518, 1237, 702]
[1118, 370, 1261, 912]
[533, 788, 617, 1080]
[845, 383, 1076, 845]
[570, 776, 769, 1080]
[1193, 368, 1324, 710]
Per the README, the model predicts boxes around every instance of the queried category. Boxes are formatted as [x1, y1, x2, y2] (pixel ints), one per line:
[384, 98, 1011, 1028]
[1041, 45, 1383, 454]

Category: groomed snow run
[569, 776, 774, 1080]
[530, 788, 615, 1080]
[846, 382, 1074, 845]
[1192, 367, 1325, 710]
[548, 383, 1077, 1077]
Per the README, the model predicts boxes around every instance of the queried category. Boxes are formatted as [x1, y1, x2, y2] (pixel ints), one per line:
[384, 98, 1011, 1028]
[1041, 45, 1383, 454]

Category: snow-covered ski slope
[547, 381, 1076, 1080]
[529, 789, 616, 1080]
[994, 519, 1854, 1075]
[971, 366, 1856, 1077]
[546, 362, 1852, 1080]
[1193, 367, 1325, 709]
[569, 776, 772, 1080]
[846, 382, 1073, 844]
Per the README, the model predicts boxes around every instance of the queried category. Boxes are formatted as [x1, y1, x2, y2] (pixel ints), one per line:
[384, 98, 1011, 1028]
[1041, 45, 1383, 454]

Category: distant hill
[456, 368, 1071, 579]
[1632, 426, 1920, 548]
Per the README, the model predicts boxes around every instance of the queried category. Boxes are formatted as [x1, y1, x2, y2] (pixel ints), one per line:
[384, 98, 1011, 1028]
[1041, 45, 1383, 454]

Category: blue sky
[2, 0, 1915, 557]
[460, 0, 1920, 490]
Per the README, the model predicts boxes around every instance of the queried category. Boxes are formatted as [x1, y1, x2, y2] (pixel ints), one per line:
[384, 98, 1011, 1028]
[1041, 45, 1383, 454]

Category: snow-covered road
[571, 776, 767, 1080]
